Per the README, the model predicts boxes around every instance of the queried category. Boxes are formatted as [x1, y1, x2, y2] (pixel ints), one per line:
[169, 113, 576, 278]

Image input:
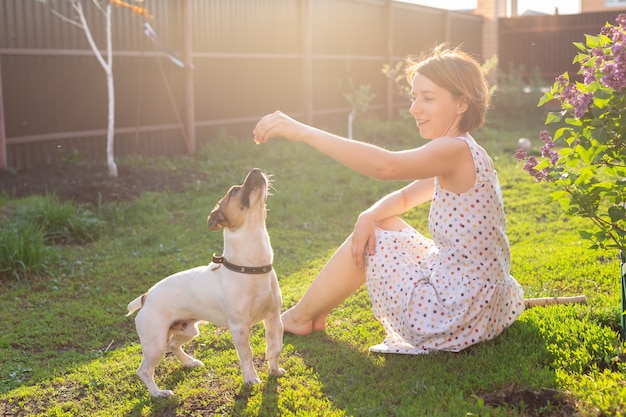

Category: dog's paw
[185, 358, 204, 368]
[269, 367, 286, 378]
[244, 376, 262, 385]
[151, 389, 174, 398]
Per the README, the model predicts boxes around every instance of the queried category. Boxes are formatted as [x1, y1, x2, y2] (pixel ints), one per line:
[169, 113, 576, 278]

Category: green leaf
[535, 159, 552, 171]
[574, 167, 595, 185]
[608, 206, 626, 223]
[553, 127, 574, 143]
[592, 96, 611, 110]
[565, 117, 583, 127]
[592, 181, 616, 192]
[538, 91, 555, 107]
[584, 34, 602, 48]
[546, 111, 564, 124]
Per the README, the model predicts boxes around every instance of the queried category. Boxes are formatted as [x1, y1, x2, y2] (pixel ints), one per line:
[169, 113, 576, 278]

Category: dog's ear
[207, 208, 227, 231]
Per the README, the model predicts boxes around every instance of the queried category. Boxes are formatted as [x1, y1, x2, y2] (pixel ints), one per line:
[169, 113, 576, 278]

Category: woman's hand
[351, 212, 377, 269]
[252, 111, 309, 145]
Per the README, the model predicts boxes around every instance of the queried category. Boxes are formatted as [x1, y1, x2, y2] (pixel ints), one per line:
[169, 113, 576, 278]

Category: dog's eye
[230, 188, 239, 197]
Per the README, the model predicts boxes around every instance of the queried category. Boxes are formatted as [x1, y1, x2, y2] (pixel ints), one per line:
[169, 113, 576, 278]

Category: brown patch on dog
[207, 207, 227, 230]
[140, 292, 148, 308]
[207, 169, 267, 231]
[170, 320, 189, 331]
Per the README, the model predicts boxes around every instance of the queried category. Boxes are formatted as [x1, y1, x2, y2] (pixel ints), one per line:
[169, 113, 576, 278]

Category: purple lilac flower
[595, 21, 626, 90]
[617, 14, 626, 27]
[556, 74, 568, 89]
[538, 131, 560, 166]
[582, 47, 605, 84]
[558, 82, 593, 118]
[523, 155, 538, 170]
[611, 29, 626, 44]
[523, 156, 540, 180]
[515, 148, 527, 161]
[536, 170, 549, 182]
[583, 70, 596, 85]
[574, 92, 593, 118]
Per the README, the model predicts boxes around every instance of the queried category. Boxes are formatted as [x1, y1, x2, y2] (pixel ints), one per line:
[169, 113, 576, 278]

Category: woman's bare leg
[282, 217, 410, 335]
[282, 236, 365, 335]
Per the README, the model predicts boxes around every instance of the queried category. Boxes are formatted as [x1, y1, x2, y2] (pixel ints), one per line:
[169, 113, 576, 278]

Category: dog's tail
[126, 292, 148, 316]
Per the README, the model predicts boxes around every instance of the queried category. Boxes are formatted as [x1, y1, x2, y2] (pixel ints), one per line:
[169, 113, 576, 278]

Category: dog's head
[207, 168, 270, 231]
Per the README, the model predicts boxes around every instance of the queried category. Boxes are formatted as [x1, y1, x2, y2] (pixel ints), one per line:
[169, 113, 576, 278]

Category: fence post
[0, 56, 6, 170]
[386, 0, 394, 120]
[301, 0, 313, 125]
[183, 0, 195, 154]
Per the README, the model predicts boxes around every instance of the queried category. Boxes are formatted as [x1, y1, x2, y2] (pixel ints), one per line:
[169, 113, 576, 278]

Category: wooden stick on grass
[524, 295, 587, 309]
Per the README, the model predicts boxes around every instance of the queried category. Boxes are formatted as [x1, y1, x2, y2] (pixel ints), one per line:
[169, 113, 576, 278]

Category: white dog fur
[127, 168, 285, 397]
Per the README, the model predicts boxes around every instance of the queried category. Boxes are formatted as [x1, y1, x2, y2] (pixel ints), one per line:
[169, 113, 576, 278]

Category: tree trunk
[71, 1, 118, 177]
[347, 109, 356, 140]
[104, 4, 117, 177]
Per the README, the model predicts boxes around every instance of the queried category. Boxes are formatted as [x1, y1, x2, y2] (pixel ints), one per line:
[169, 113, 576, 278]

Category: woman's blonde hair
[405, 44, 489, 132]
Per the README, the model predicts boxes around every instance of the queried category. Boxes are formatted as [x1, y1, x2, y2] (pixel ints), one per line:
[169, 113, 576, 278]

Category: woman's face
[409, 73, 467, 139]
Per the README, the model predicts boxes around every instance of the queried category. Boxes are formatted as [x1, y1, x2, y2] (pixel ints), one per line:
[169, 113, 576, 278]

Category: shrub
[516, 14, 626, 253]
[12, 194, 104, 245]
[0, 222, 49, 280]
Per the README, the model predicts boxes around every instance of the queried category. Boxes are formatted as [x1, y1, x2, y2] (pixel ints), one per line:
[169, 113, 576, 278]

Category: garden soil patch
[0, 164, 207, 205]
[482, 387, 577, 416]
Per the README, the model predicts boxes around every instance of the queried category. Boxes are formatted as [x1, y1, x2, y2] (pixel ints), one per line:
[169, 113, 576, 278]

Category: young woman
[253, 45, 525, 354]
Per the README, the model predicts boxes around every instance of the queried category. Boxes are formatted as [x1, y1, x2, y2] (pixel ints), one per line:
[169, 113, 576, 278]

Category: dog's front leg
[263, 313, 286, 378]
[229, 324, 261, 384]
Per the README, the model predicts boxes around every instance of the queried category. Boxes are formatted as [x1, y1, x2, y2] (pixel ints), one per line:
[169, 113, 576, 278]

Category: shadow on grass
[285, 319, 575, 416]
[231, 375, 281, 416]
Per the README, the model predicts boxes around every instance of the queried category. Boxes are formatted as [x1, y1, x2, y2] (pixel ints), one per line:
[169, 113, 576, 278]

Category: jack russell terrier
[127, 168, 285, 397]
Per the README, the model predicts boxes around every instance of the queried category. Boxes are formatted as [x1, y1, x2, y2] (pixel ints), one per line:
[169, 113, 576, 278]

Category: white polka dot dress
[365, 136, 525, 354]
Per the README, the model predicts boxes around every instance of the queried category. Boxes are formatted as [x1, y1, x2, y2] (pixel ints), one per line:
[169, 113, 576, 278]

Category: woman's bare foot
[312, 315, 327, 332]
[281, 307, 328, 335]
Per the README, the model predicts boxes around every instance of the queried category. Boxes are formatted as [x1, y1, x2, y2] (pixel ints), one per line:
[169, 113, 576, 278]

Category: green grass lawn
[0, 117, 624, 416]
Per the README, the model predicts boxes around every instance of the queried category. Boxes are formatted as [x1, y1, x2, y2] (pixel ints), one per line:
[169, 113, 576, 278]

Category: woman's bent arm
[253, 111, 469, 181]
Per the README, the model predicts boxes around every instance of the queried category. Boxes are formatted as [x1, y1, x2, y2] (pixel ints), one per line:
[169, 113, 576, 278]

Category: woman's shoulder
[424, 135, 470, 148]
[421, 136, 474, 159]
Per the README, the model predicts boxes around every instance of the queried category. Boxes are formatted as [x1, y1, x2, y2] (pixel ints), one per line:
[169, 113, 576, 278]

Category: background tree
[37, 0, 151, 177]
[341, 78, 375, 140]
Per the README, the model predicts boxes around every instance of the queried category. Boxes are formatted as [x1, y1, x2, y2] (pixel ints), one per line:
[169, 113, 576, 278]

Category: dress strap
[454, 135, 494, 178]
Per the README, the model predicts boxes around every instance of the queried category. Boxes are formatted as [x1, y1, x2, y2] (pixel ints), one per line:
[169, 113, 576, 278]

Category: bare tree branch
[73, 2, 109, 70]
[50, 8, 82, 28]
[91, 0, 106, 15]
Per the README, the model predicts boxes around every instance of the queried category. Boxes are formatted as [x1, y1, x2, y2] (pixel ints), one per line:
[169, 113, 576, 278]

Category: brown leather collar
[211, 254, 272, 274]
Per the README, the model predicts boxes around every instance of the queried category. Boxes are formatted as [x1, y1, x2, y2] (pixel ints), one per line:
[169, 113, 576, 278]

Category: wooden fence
[499, 10, 626, 82]
[0, 0, 482, 170]
[2, 1, 623, 171]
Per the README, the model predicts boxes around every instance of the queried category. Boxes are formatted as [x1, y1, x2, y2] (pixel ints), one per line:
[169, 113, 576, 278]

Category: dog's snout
[244, 168, 266, 185]
[208, 209, 227, 230]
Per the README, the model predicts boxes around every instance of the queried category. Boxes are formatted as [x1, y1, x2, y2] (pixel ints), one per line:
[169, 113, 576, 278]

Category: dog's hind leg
[263, 313, 286, 378]
[168, 320, 204, 368]
[135, 313, 174, 397]
[230, 323, 261, 384]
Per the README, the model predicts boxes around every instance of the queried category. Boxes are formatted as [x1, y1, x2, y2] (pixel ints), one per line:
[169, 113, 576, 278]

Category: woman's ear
[457, 96, 469, 114]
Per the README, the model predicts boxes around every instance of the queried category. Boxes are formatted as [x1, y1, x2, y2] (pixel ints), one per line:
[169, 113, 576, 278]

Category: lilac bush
[516, 15, 626, 251]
